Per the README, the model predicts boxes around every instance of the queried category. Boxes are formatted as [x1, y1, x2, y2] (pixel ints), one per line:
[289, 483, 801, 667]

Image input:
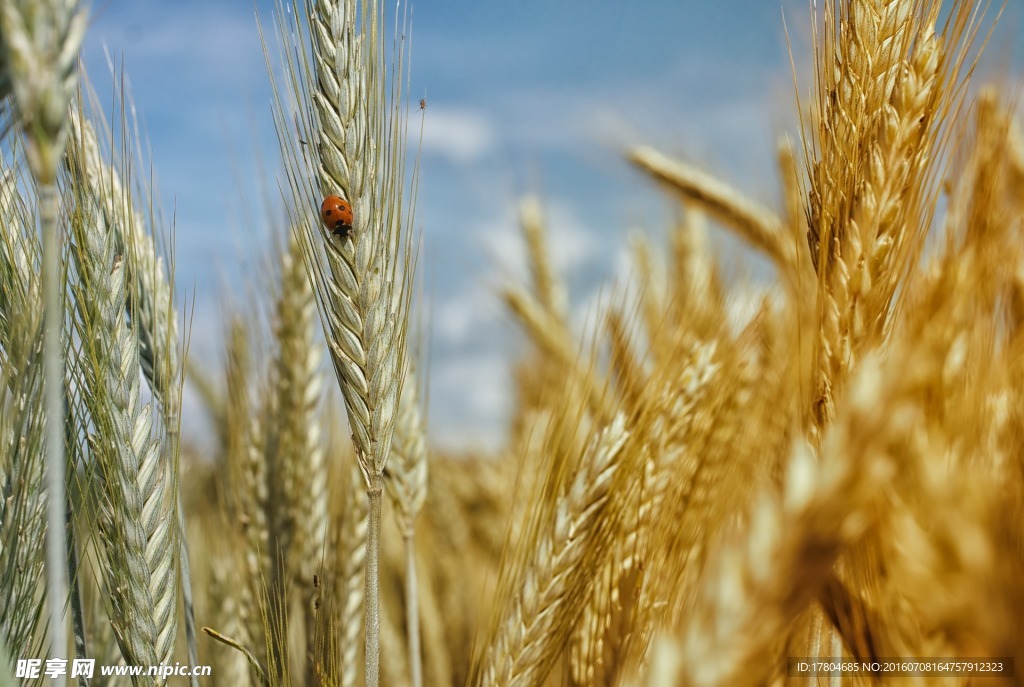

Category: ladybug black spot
[325, 209, 333, 216]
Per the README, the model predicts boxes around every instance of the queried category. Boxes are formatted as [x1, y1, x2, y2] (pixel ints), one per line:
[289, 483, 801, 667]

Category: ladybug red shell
[320, 195, 354, 238]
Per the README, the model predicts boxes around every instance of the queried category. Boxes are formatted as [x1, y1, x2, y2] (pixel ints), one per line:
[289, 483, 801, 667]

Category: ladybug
[320, 195, 354, 238]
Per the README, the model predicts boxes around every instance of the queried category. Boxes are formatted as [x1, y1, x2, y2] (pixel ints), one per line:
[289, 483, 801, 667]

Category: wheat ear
[475, 416, 629, 687]
[680, 360, 893, 687]
[221, 316, 268, 670]
[806, 1, 981, 432]
[621, 343, 720, 676]
[69, 108, 183, 669]
[66, 175, 163, 681]
[208, 554, 253, 686]
[0, 0, 87, 669]
[67, 109, 181, 413]
[0, 167, 47, 662]
[519, 195, 568, 324]
[503, 286, 613, 421]
[268, 230, 327, 682]
[629, 146, 793, 274]
[69, 106, 192, 663]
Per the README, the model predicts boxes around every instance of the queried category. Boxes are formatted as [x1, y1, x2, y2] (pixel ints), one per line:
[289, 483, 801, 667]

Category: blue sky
[80, 0, 1023, 451]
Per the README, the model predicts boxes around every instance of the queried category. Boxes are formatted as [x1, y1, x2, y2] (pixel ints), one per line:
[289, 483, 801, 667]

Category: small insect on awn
[320, 195, 354, 239]
[419, 98, 427, 110]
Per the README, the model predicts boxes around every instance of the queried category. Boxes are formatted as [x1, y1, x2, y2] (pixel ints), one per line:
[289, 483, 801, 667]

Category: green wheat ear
[0, 0, 88, 184]
[0, 0, 88, 673]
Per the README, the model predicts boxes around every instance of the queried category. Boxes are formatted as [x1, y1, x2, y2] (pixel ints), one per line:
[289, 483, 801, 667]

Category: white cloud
[434, 287, 502, 346]
[421, 107, 497, 163]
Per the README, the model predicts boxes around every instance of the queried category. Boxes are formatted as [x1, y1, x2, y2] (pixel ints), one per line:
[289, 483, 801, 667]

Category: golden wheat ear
[472, 416, 630, 687]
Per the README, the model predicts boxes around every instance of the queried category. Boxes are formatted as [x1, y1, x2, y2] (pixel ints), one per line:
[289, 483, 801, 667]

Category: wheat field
[1, 0, 1023, 686]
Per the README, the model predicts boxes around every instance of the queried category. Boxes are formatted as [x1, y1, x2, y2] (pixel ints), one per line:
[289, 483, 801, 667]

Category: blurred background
[80, 0, 1023, 452]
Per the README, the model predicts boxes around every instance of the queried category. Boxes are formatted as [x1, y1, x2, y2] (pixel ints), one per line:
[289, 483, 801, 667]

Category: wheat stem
[41, 181, 67, 668]
[65, 494, 87, 678]
[365, 479, 382, 687]
[404, 530, 423, 687]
